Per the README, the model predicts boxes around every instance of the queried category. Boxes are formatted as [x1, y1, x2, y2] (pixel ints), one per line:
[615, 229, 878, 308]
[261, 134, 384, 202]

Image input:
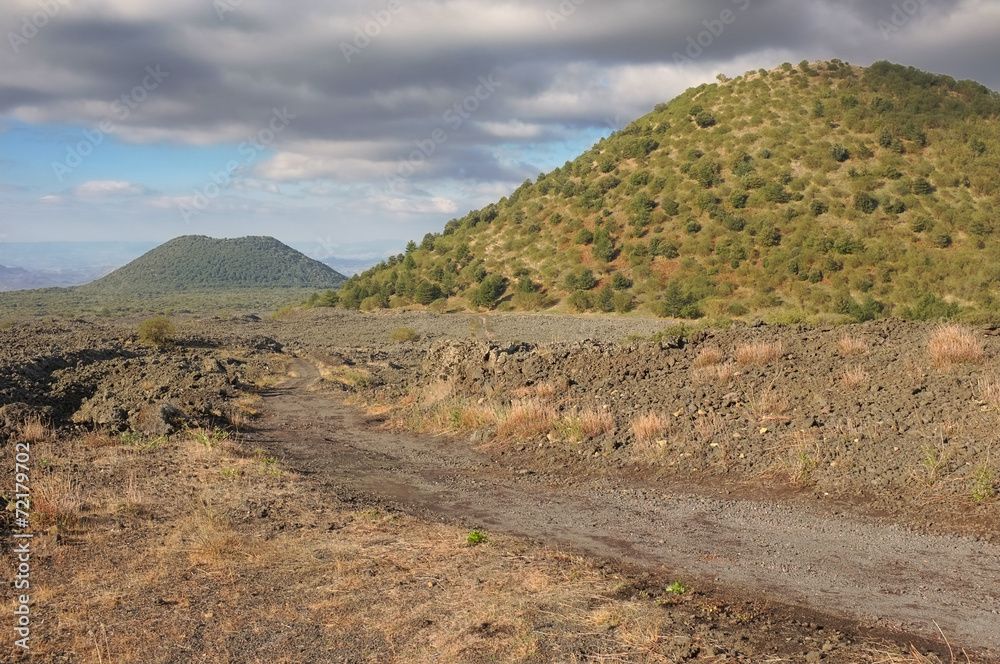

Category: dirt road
[254, 357, 1000, 652]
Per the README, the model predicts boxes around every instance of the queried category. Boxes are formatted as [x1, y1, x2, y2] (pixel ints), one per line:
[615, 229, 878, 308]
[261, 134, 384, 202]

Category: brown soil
[1, 310, 999, 662]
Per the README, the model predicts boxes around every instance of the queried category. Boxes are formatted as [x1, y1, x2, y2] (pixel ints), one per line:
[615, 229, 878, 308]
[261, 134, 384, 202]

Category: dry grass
[576, 407, 615, 438]
[978, 374, 1000, 411]
[495, 399, 557, 440]
[747, 387, 791, 423]
[81, 427, 118, 448]
[928, 324, 985, 369]
[16, 416, 52, 443]
[762, 430, 826, 486]
[693, 362, 737, 384]
[838, 334, 869, 355]
[30, 472, 82, 528]
[693, 346, 724, 367]
[544, 406, 618, 444]
[630, 412, 670, 444]
[629, 413, 673, 463]
[734, 340, 785, 366]
[841, 365, 871, 389]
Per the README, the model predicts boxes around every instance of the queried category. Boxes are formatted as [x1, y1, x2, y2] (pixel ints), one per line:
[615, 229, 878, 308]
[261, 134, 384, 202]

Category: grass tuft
[841, 365, 870, 389]
[928, 324, 984, 369]
[495, 399, 557, 440]
[734, 340, 785, 366]
[837, 334, 869, 355]
[693, 346, 724, 367]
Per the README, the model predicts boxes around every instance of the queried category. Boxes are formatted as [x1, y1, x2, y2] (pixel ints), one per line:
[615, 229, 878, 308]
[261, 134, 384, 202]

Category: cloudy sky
[1, 0, 998, 261]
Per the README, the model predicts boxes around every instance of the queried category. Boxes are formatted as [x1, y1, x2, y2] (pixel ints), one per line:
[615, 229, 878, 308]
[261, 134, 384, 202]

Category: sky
[1, 0, 998, 263]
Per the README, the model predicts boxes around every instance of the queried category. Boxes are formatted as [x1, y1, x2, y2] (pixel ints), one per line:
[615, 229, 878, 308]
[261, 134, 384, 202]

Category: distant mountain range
[0, 263, 117, 292]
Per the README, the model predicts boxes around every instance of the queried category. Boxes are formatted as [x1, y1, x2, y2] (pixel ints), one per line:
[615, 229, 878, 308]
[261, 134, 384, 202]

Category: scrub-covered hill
[324, 60, 1000, 323]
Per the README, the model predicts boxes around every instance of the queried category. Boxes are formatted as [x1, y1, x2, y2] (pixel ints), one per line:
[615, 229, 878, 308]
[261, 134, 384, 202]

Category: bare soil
[1, 309, 999, 662]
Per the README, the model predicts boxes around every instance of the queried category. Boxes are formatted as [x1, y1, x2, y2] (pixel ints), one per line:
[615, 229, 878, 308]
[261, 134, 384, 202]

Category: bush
[390, 327, 420, 343]
[137, 316, 175, 349]
[566, 290, 593, 312]
[831, 144, 850, 162]
[853, 191, 878, 214]
[695, 111, 716, 128]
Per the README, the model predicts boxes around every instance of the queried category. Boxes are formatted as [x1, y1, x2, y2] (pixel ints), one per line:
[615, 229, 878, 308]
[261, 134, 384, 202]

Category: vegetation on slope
[0, 236, 347, 317]
[88, 235, 346, 293]
[314, 60, 1000, 323]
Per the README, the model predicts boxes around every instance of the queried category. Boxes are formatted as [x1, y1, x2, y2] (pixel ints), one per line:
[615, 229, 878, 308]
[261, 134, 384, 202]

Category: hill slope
[328, 60, 1000, 322]
[86, 235, 346, 294]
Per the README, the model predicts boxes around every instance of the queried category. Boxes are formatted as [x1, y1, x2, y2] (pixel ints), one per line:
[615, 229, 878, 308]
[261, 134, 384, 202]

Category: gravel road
[253, 357, 1000, 652]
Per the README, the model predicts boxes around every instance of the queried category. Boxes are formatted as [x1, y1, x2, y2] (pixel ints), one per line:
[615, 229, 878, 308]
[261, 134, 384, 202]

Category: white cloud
[73, 180, 146, 197]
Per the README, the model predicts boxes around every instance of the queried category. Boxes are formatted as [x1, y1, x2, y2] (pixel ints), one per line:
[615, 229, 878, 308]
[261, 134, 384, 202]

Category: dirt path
[253, 358, 1000, 652]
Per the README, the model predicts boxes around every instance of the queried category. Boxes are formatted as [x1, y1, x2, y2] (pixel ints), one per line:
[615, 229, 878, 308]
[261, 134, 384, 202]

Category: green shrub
[854, 191, 878, 214]
[137, 316, 175, 348]
[390, 327, 420, 342]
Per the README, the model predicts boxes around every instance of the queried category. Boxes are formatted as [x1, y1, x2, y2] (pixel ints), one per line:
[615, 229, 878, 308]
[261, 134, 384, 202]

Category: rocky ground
[1, 309, 998, 662]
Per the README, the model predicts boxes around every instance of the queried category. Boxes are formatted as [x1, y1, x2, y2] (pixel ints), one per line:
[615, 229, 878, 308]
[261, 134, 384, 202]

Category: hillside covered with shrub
[86, 235, 346, 293]
[315, 60, 999, 323]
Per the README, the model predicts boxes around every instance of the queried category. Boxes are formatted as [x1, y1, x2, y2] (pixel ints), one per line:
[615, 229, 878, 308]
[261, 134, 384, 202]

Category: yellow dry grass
[495, 399, 557, 440]
[841, 365, 871, 389]
[838, 334, 869, 356]
[693, 346, 724, 367]
[928, 324, 985, 369]
[734, 340, 785, 366]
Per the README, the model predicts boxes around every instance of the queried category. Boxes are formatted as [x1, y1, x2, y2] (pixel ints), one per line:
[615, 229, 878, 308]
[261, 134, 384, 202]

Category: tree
[470, 274, 507, 309]
[593, 230, 617, 262]
[831, 144, 850, 162]
[414, 281, 442, 305]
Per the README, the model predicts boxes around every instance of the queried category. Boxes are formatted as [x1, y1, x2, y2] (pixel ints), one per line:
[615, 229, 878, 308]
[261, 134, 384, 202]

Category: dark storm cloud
[1, 0, 997, 186]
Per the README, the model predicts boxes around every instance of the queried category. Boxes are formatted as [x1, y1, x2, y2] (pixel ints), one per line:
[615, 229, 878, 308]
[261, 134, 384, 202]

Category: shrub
[831, 144, 850, 162]
[928, 325, 984, 369]
[272, 305, 295, 320]
[695, 111, 716, 128]
[466, 529, 488, 546]
[137, 316, 175, 349]
[854, 191, 878, 214]
[390, 327, 420, 343]
[567, 290, 593, 312]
